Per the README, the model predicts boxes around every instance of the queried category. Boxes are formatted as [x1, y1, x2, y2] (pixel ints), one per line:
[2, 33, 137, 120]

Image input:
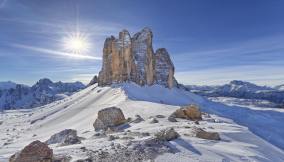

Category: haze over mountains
[186, 80, 284, 108]
[0, 78, 85, 110]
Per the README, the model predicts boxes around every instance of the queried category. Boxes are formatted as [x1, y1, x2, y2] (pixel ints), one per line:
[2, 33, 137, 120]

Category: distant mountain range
[0, 78, 85, 110]
[185, 80, 284, 108]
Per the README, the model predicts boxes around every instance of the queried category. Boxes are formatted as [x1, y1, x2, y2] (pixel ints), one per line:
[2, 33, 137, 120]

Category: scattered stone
[121, 136, 135, 140]
[53, 154, 72, 162]
[45, 129, 81, 145]
[108, 135, 119, 141]
[32, 134, 37, 137]
[82, 130, 90, 134]
[155, 128, 180, 141]
[194, 127, 221, 140]
[131, 115, 145, 123]
[195, 121, 200, 125]
[93, 131, 106, 137]
[3, 142, 11, 146]
[80, 147, 87, 152]
[75, 158, 93, 162]
[141, 132, 150, 137]
[149, 118, 159, 124]
[155, 115, 166, 118]
[91, 138, 171, 162]
[9, 140, 53, 162]
[93, 107, 126, 131]
[0, 121, 3, 125]
[168, 116, 177, 122]
[184, 126, 191, 129]
[126, 117, 132, 122]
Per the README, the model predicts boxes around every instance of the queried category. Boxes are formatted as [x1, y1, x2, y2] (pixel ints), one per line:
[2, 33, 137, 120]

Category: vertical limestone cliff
[97, 27, 177, 88]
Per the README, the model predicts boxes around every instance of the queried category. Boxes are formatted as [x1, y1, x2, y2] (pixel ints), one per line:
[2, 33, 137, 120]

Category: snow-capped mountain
[186, 80, 284, 108]
[0, 78, 85, 110]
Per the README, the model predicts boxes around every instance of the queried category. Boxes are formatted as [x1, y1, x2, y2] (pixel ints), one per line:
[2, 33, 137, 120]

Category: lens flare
[63, 32, 90, 54]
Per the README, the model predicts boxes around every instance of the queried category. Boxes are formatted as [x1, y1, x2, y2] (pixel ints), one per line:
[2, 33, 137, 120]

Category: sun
[63, 32, 90, 54]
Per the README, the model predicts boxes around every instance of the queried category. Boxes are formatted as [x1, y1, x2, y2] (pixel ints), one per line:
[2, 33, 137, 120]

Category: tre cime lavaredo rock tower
[97, 27, 177, 88]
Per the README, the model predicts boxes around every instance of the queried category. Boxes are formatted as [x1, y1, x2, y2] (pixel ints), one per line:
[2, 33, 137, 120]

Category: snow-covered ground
[1, 83, 284, 162]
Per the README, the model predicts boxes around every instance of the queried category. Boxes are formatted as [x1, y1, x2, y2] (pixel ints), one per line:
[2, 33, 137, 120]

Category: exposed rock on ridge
[98, 27, 176, 88]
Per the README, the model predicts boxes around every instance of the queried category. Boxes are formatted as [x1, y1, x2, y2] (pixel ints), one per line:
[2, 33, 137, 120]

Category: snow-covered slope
[1, 83, 284, 162]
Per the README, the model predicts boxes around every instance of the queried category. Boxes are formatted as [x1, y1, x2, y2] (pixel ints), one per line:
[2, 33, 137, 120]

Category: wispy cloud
[70, 73, 96, 84]
[173, 35, 284, 69]
[11, 43, 101, 60]
[176, 65, 284, 86]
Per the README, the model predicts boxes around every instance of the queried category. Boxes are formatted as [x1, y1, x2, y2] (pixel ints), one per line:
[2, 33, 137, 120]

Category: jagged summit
[97, 28, 177, 88]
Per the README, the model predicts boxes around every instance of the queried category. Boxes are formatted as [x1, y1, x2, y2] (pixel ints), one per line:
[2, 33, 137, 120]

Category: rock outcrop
[87, 75, 98, 86]
[97, 27, 176, 88]
[9, 140, 53, 162]
[93, 107, 126, 131]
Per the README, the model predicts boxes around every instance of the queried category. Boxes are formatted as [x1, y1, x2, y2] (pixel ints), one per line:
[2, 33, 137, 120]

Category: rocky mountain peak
[37, 78, 53, 85]
[97, 28, 176, 88]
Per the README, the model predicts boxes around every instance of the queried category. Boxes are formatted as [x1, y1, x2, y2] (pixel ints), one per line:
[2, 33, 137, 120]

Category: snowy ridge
[1, 83, 284, 161]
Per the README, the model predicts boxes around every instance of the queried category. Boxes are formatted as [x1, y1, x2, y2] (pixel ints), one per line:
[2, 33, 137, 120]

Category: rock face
[93, 107, 126, 131]
[155, 48, 175, 88]
[9, 140, 53, 162]
[45, 129, 81, 145]
[97, 27, 176, 88]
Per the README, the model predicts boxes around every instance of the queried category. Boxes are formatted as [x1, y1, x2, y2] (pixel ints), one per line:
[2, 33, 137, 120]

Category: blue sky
[0, 0, 283, 86]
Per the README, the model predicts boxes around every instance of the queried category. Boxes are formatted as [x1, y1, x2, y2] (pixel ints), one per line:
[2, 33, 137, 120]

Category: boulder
[45, 129, 81, 145]
[9, 140, 53, 162]
[171, 105, 202, 121]
[182, 105, 202, 120]
[167, 116, 177, 122]
[194, 127, 220, 140]
[155, 128, 180, 141]
[93, 107, 126, 131]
